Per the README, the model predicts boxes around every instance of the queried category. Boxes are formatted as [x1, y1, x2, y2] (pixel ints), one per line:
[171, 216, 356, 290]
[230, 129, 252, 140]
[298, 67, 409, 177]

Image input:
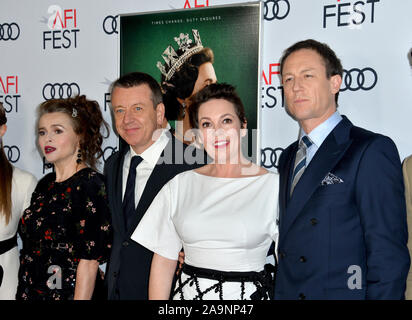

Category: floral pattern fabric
[17, 168, 112, 300]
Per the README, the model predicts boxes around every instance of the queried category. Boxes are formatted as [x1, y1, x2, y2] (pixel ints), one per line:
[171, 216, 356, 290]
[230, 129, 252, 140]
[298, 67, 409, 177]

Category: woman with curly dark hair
[16, 95, 112, 300]
[0, 102, 37, 300]
[158, 29, 217, 144]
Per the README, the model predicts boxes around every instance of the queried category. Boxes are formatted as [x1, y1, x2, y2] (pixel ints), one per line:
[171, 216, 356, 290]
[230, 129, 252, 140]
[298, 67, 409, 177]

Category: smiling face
[111, 84, 165, 154]
[197, 98, 246, 164]
[38, 112, 80, 166]
[282, 49, 342, 133]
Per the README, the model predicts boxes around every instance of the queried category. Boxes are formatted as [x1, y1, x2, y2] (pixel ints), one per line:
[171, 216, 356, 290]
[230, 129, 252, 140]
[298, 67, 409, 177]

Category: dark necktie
[123, 155, 143, 229]
[290, 136, 313, 196]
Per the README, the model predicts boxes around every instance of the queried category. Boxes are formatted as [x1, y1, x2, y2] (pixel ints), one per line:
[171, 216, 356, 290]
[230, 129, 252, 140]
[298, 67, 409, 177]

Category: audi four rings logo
[261, 147, 284, 169]
[42, 83, 80, 100]
[4, 145, 20, 163]
[103, 15, 118, 35]
[264, 0, 290, 21]
[103, 146, 117, 162]
[0, 23, 20, 41]
[340, 67, 378, 92]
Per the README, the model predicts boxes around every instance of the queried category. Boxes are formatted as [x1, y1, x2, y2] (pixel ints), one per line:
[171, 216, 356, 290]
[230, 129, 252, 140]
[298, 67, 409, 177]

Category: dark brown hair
[111, 71, 163, 108]
[279, 39, 343, 104]
[0, 102, 13, 225]
[189, 83, 247, 130]
[38, 95, 110, 170]
[161, 47, 214, 120]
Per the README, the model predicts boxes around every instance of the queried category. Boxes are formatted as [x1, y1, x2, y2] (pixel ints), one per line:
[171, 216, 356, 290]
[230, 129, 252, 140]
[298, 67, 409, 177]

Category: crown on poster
[156, 29, 203, 81]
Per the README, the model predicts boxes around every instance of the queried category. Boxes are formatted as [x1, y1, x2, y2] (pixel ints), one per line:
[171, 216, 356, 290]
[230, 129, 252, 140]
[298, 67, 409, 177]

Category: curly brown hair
[37, 95, 110, 170]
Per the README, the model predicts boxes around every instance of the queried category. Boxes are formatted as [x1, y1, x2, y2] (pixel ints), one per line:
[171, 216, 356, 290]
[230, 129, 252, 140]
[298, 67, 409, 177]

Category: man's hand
[177, 250, 185, 275]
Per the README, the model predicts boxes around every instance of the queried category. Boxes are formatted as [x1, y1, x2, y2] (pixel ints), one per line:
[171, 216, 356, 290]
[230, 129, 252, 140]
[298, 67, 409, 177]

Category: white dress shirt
[122, 129, 170, 205]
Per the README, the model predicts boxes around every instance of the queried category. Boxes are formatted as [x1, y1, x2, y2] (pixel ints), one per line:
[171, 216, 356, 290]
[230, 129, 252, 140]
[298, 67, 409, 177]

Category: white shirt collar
[128, 129, 170, 168]
[299, 111, 343, 148]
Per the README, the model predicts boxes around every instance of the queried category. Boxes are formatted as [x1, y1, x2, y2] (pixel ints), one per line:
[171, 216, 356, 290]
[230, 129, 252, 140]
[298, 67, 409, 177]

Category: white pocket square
[321, 172, 344, 185]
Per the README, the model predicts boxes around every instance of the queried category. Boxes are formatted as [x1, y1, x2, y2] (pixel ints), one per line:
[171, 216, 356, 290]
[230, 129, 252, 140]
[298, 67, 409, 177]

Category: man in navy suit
[275, 39, 410, 299]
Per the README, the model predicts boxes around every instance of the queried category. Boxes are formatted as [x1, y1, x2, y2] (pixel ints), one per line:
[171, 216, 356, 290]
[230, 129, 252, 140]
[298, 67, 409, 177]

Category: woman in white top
[0, 102, 37, 300]
[132, 83, 279, 300]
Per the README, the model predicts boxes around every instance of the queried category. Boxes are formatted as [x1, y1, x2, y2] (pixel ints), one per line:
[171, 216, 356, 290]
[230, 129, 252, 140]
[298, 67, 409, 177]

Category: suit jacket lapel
[278, 142, 297, 228]
[112, 149, 128, 236]
[280, 116, 353, 243]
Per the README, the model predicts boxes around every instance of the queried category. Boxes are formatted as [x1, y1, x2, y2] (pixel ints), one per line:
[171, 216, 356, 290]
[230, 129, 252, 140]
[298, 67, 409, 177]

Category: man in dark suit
[275, 39, 410, 299]
[104, 72, 204, 300]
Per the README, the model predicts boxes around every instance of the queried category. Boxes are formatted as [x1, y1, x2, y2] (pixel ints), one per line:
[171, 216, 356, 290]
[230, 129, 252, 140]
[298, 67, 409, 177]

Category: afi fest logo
[323, 0, 380, 29]
[261, 62, 284, 109]
[183, 0, 210, 9]
[0, 75, 20, 113]
[43, 5, 79, 49]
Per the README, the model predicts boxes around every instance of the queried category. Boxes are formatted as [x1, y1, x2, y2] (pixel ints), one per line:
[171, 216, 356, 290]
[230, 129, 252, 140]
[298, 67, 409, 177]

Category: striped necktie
[290, 136, 313, 196]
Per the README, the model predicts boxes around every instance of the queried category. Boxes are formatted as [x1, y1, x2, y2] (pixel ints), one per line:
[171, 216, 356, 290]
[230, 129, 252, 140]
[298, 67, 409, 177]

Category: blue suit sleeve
[356, 136, 410, 299]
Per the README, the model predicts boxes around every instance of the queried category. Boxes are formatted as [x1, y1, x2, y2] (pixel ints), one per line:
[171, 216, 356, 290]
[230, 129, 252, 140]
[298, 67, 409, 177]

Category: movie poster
[119, 2, 262, 161]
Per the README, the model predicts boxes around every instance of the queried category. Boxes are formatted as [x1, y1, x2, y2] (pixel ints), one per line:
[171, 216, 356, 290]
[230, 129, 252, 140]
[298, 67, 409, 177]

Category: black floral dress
[17, 168, 112, 300]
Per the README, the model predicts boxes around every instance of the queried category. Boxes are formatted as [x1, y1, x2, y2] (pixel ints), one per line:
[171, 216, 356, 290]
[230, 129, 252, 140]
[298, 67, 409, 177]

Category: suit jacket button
[299, 293, 306, 300]
[299, 256, 307, 263]
[279, 252, 286, 259]
[122, 240, 129, 247]
[310, 218, 318, 225]
[113, 271, 118, 278]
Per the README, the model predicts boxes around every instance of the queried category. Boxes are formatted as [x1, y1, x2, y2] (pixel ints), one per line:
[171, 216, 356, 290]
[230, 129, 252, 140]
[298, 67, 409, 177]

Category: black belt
[0, 234, 17, 255]
[183, 264, 267, 282]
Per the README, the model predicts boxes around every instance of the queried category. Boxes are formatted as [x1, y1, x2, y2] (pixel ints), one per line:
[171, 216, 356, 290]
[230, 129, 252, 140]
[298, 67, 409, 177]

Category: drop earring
[76, 149, 82, 164]
[181, 102, 186, 118]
